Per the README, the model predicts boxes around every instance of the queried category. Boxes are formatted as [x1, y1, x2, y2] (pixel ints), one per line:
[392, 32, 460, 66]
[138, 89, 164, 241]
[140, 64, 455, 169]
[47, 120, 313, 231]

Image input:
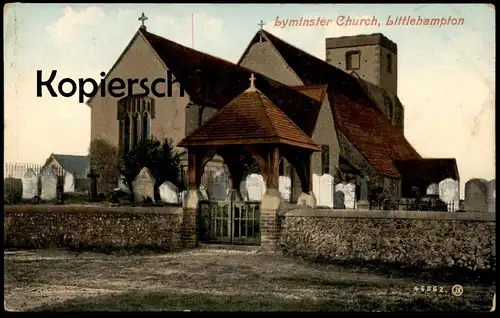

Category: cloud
[48, 6, 106, 46]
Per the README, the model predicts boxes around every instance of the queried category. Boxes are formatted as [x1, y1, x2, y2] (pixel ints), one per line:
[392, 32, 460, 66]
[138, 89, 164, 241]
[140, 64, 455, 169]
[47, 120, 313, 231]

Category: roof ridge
[141, 28, 238, 68]
[257, 91, 316, 145]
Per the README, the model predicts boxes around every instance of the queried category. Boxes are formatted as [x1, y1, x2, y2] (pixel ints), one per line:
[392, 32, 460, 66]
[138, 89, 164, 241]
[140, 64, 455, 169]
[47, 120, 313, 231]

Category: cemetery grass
[4, 248, 495, 312]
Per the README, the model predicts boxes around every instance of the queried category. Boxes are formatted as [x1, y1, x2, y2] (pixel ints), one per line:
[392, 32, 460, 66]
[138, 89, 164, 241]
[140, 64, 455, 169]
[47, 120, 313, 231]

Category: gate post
[260, 188, 282, 253]
[182, 189, 202, 248]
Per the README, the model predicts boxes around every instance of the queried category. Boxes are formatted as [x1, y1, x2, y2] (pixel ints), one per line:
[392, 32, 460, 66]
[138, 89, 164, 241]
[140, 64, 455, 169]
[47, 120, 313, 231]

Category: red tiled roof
[179, 88, 321, 151]
[257, 30, 422, 178]
[394, 159, 459, 183]
[140, 29, 321, 137]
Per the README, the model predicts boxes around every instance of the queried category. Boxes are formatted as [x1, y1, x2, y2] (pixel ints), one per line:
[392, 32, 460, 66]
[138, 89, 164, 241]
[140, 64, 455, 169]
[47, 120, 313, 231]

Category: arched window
[142, 112, 150, 140]
[131, 113, 139, 147]
[117, 95, 155, 156]
[123, 116, 130, 154]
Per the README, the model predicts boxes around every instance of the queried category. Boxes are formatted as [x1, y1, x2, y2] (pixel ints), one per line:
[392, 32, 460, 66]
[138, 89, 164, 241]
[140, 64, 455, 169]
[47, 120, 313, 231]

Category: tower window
[345, 51, 360, 70]
[387, 53, 392, 73]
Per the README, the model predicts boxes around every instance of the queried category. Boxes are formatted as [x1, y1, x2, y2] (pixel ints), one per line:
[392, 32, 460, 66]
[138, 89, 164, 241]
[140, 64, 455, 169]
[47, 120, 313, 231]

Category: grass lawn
[4, 247, 495, 312]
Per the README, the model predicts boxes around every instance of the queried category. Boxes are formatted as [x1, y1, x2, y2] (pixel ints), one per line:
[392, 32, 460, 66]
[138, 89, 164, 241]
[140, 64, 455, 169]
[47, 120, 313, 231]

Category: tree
[89, 139, 120, 195]
[120, 137, 184, 201]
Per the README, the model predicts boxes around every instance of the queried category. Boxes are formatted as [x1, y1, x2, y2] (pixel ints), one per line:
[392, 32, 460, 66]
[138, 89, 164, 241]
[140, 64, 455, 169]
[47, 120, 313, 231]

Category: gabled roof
[178, 87, 321, 151]
[394, 159, 460, 183]
[48, 154, 90, 178]
[244, 30, 422, 178]
[139, 28, 322, 137]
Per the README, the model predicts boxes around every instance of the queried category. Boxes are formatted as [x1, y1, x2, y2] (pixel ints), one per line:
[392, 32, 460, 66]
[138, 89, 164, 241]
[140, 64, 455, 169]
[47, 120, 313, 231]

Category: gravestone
[21, 168, 38, 200]
[246, 174, 266, 201]
[118, 175, 130, 193]
[63, 171, 75, 193]
[133, 167, 155, 202]
[40, 167, 57, 201]
[312, 174, 321, 204]
[211, 170, 229, 200]
[439, 178, 459, 212]
[344, 183, 356, 209]
[334, 190, 345, 209]
[159, 181, 179, 204]
[426, 183, 439, 196]
[318, 174, 334, 208]
[279, 176, 291, 203]
[487, 179, 495, 213]
[464, 178, 488, 212]
[239, 180, 250, 201]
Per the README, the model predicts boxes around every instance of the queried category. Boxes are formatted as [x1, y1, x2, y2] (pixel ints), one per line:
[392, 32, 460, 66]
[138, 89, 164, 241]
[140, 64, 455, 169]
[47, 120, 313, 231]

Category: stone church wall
[281, 208, 496, 271]
[4, 205, 183, 252]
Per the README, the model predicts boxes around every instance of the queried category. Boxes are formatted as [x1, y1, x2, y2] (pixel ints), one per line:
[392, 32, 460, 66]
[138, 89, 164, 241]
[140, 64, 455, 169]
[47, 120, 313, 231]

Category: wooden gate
[198, 200, 261, 245]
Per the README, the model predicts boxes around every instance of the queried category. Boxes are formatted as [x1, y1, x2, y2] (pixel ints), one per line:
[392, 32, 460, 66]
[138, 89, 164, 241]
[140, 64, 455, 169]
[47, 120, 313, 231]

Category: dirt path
[4, 248, 495, 311]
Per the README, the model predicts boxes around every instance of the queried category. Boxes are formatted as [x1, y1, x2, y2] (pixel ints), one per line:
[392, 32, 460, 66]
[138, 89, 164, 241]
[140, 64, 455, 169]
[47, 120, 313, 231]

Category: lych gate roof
[249, 30, 422, 178]
[178, 84, 321, 151]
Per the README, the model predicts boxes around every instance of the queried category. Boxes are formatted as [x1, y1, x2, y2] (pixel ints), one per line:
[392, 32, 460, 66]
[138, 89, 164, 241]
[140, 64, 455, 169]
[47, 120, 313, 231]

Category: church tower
[325, 33, 398, 95]
[325, 33, 404, 134]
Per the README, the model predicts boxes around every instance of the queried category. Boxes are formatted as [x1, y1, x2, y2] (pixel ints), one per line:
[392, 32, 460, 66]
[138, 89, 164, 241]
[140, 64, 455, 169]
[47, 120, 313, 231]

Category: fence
[4, 162, 89, 205]
[370, 198, 456, 212]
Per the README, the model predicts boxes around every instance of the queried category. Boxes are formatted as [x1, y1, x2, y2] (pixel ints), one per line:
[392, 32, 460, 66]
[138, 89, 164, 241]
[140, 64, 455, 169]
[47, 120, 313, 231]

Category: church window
[142, 112, 151, 140]
[321, 145, 330, 175]
[117, 95, 155, 156]
[123, 116, 131, 155]
[346, 51, 360, 70]
[387, 53, 392, 73]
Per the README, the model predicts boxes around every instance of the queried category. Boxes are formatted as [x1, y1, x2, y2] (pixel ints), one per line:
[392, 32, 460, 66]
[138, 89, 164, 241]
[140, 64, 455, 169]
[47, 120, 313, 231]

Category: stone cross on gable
[258, 20, 265, 29]
[245, 74, 257, 92]
[139, 12, 148, 29]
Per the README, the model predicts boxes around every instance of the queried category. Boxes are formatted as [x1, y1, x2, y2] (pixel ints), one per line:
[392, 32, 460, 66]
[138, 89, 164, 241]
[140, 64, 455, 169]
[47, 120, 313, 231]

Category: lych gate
[178, 74, 321, 247]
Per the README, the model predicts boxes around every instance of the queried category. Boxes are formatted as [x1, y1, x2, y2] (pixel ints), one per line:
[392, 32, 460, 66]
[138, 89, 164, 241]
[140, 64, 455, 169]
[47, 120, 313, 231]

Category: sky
[3, 3, 495, 198]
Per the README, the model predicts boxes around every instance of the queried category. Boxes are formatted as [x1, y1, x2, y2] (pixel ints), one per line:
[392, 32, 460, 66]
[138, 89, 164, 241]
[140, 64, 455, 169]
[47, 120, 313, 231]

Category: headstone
[334, 190, 345, 209]
[312, 173, 321, 203]
[487, 179, 495, 213]
[21, 169, 38, 199]
[118, 175, 130, 193]
[133, 167, 155, 202]
[279, 176, 291, 203]
[159, 181, 179, 204]
[239, 180, 250, 201]
[211, 170, 229, 200]
[40, 167, 57, 201]
[464, 178, 488, 212]
[318, 174, 334, 208]
[63, 171, 75, 193]
[426, 183, 439, 196]
[180, 190, 187, 206]
[344, 183, 356, 209]
[439, 178, 459, 212]
[246, 174, 266, 201]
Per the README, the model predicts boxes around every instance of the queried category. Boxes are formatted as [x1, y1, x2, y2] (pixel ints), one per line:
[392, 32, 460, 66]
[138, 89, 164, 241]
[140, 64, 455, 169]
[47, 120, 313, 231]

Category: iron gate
[198, 200, 261, 245]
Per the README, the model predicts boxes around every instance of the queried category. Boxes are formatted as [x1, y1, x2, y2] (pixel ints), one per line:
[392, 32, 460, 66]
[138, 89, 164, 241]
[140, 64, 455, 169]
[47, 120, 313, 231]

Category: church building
[87, 18, 459, 206]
